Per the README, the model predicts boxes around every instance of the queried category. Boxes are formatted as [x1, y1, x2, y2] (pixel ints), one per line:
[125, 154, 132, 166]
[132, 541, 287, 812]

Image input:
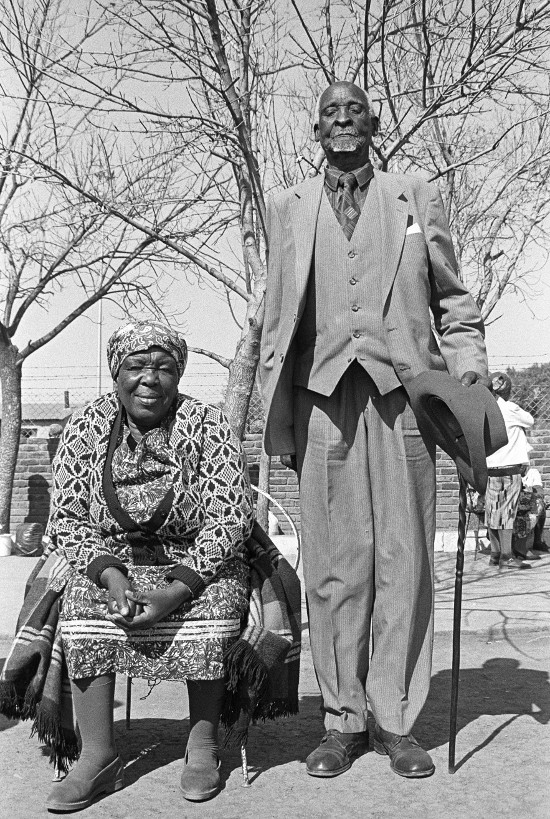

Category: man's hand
[460, 371, 492, 389]
[280, 453, 297, 471]
[101, 567, 138, 620]
[106, 581, 192, 631]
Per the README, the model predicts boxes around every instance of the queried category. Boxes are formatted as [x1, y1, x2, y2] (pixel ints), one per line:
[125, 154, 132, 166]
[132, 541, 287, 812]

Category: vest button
[349, 277, 357, 285]
[351, 305, 360, 312]
[348, 251, 356, 259]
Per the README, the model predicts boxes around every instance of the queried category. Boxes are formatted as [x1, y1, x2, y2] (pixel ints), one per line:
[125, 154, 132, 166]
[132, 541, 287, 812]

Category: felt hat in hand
[407, 371, 508, 494]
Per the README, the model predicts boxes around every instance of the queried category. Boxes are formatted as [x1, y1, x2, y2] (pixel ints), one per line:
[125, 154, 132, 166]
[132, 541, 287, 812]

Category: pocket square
[406, 223, 423, 235]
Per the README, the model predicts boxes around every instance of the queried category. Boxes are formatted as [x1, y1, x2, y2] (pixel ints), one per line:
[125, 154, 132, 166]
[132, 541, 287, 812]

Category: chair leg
[241, 744, 251, 787]
[125, 676, 132, 729]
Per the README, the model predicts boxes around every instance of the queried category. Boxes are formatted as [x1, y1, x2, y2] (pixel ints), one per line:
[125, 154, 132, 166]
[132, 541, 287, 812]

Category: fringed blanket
[222, 521, 302, 744]
[0, 523, 301, 768]
[0, 543, 77, 772]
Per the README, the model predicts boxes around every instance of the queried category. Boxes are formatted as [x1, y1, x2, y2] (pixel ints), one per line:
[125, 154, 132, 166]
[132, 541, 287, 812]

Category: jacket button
[351, 305, 359, 312]
[348, 251, 356, 259]
[349, 277, 357, 285]
[353, 331, 361, 338]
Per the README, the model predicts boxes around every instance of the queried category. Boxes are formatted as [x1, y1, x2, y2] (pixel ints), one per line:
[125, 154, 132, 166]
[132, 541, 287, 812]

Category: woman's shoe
[179, 753, 221, 801]
[46, 756, 124, 812]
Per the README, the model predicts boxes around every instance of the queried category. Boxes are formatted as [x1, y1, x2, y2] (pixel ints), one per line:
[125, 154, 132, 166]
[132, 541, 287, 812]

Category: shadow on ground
[90, 655, 550, 789]
[414, 657, 550, 771]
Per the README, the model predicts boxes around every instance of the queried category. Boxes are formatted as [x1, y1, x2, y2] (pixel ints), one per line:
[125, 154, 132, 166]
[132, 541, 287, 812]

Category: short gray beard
[325, 134, 367, 153]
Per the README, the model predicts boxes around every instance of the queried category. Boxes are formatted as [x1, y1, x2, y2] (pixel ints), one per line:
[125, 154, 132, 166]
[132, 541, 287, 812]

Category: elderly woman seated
[42, 320, 254, 811]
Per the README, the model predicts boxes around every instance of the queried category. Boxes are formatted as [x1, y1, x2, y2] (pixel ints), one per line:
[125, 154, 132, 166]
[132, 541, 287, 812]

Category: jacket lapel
[289, 175, 324, 301]
[375, 172, 409, 300]
[288, 171, 408, 305]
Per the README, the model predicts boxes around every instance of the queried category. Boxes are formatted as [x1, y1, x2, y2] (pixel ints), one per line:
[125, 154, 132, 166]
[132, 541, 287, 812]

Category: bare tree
[289, 0, 550, 320]
[0, 0, 210, 530]
[3, 0, 550, 532]
[20, 0, 301, 529]
[53, 0, 296, 437]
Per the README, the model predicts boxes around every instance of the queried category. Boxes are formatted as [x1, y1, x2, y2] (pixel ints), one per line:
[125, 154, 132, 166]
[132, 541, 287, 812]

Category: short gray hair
[314, 83, 379, 134]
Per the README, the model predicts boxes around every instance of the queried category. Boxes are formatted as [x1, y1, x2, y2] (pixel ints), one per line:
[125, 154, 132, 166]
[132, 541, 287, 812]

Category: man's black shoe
[305, 729, 369, 777]
[373, 725, 435, 778]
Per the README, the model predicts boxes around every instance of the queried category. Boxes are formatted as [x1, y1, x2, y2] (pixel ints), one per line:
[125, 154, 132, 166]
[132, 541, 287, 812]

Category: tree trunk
[0, 339, 22, 533]
[223, 277, 265, 440]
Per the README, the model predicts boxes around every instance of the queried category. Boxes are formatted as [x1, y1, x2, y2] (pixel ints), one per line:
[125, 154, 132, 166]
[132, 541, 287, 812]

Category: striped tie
[336, 172, 360, 240]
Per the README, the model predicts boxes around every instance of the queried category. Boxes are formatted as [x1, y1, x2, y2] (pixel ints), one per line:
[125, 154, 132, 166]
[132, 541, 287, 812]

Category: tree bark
[0, 336, 22, 533]
[222, 264, 265, 440]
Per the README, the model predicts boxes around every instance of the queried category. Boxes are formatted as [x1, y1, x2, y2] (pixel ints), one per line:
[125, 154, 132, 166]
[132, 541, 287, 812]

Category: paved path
[1, 629, 549, 818]
[2, 541, 549, 640]
[1, 548, 549, 817]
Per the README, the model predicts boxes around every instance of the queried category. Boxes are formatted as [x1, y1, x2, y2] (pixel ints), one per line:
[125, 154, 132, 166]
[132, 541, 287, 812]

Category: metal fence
[12, 361, 550, 434]
[504, 371, 550, 424]
[16, 362, 229, 435]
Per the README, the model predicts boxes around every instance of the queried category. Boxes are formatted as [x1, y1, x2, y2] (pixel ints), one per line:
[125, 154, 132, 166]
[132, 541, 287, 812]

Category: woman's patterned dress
[48, 392, 253, 681]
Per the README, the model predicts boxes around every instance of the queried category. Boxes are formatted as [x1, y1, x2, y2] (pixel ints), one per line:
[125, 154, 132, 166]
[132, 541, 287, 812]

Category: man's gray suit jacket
[260, 169, 488, 455]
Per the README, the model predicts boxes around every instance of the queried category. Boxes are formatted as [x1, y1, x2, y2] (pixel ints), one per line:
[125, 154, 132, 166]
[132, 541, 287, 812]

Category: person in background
[485, 372, 534, 569]
[531, 477, 549, 552]
[513, 467, 546, 560]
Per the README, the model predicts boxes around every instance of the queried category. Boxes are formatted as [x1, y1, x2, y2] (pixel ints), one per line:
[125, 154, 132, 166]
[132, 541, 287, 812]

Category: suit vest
[293, 183, 401, 396]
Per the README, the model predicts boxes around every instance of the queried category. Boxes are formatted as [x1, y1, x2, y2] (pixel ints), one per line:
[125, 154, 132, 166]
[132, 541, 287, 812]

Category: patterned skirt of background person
[60, 558, 249, 682]
[484, 474, 522, 530]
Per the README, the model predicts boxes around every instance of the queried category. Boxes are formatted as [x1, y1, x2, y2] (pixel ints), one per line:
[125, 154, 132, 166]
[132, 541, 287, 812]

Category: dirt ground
[1, 629, 549, 819]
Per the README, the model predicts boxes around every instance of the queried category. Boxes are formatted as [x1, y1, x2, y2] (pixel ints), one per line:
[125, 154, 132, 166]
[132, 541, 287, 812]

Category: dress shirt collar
[324, 161, 374, 191]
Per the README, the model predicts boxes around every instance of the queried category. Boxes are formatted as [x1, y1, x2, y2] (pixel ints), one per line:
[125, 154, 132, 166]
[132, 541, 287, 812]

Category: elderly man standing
[260, 81, 489, 779]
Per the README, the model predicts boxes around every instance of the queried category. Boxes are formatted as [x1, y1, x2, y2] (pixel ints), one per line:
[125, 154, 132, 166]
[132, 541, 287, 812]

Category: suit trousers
[294, 363, 436, 735]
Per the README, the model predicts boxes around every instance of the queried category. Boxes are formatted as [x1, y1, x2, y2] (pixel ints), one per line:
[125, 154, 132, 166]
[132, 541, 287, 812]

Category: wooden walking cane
[448, 473, 469, 773]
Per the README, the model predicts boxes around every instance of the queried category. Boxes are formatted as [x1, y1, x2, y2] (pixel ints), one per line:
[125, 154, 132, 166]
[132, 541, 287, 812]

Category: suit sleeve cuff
[166, 565, 206, 598]
[87, 556, 129, 588]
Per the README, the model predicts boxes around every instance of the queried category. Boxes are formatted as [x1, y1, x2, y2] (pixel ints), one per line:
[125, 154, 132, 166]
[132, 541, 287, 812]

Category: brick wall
[245, 428, 550, 534]
[435, 449, 461, 529]
[243, 432, 467, 533]
[8, 427, 550, 534]
[243, 433, 300, 534]
[9, 431, 301, 533]
[10, 437, 59, 530]
[435, 427, 550, 530]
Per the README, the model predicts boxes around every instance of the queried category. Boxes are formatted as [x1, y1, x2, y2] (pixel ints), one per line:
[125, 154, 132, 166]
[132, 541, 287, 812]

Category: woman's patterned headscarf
[107, 320, 188, 379]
